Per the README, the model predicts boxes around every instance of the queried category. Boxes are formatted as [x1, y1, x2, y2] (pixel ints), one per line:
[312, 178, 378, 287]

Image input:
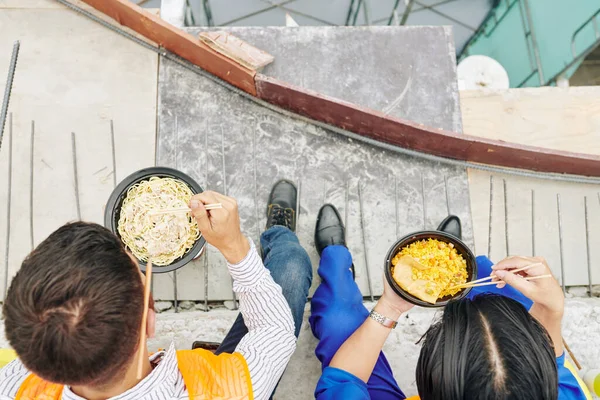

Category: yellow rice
[391, 238, 468, 298]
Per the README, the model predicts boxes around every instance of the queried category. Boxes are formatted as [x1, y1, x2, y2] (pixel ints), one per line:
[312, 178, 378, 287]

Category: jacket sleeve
[315, 367, 370, 400]
[557, 353, 591, 400]
[228, 240, 297, 400]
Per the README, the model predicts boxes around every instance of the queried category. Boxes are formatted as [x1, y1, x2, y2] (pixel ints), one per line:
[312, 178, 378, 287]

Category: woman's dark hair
[416, 294, 558, 400]
[3, 222, 144, 387]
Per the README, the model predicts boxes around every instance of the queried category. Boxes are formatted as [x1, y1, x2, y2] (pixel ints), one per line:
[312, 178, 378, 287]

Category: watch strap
[369, 309, 398, 329]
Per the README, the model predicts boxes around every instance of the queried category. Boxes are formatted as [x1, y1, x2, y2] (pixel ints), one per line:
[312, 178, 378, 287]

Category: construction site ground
[1, 1, 599, 398]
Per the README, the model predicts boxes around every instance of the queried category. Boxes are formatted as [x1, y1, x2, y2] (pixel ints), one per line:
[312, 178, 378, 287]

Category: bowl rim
[104, 166, 206, 273]
[384, 231, 477, 308]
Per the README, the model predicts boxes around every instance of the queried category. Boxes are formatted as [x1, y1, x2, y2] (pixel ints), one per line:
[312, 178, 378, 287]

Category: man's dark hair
[3, 222, 144, 386]
[416, 294, 558, 400]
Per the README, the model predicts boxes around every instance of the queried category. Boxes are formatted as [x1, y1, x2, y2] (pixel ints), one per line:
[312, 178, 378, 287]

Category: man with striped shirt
[0, 180, 312, 400]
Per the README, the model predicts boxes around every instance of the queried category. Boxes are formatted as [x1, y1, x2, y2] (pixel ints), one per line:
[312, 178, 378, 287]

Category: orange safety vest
[15, 349, 253, 400]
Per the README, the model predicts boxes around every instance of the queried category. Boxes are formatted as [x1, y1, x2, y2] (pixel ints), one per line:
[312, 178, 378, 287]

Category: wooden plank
[77, 0, 257, 95]
[255, 74, 600, 177]
[468, 169, 600, 285]
[199, 31, 274, 71]
[461, 87, 600, 156]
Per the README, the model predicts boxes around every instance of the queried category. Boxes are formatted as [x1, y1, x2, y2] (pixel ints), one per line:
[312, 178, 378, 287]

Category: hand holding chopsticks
[448, 262, 550, 290]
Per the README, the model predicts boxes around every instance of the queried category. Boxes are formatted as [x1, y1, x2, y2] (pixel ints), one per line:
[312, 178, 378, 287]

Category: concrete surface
[0, 0, 158, 299]
[154, 26, 474, 301]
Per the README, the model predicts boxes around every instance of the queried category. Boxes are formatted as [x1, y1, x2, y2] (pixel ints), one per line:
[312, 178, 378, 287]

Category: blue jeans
[309, 246, 531, 399]
[216, 225, 313, 352]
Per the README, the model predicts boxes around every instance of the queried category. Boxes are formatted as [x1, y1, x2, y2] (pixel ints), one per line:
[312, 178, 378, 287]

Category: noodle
[117, 177, 201, 266]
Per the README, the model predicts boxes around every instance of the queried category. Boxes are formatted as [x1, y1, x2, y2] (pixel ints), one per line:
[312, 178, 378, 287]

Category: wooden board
[199, 31, 274, 71]
[256, 74, 600, 177]
[76, 0, 257, 95]
[461, 87, 600, 156]
[468, 169, 600, 286]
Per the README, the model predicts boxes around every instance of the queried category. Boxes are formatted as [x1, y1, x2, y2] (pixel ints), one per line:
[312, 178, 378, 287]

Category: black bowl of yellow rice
[384, 231, 477, 308]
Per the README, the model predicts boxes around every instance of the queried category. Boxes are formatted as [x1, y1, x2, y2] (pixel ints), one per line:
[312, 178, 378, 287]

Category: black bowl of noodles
[104, 167, 206, 274]
[384, 231, 477, 308]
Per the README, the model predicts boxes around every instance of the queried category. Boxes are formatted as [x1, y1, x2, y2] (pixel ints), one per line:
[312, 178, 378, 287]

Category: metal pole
[503, 179, 509, 257]
[0, 42, 19, 152]
[345, 179, 350, 230]
[444, 174, 451, 215]
[358, 182, 374, 301]
[3, 114, 13, 299]
[296, 179, 301, 232]
[400, 0, 416, 25]
[30, 121, 35, 250]
[110, 120, 117, 188]
[521, 0, 545, 84]
[415, 0, 476, 30]
[488, 175, 494, 259]
[557, 194, 566, 293]
[584, 196, 592, 297]
[71, 132, 81, 220]
[394, 177, 399, 238]
[185, 0, 196, 26]
[345, 0, 357, 25]
[388, 0, 402, 25]
[352, 0, 364, 25]
[421, 174, 427, 229]
[362, 0, 371, 25]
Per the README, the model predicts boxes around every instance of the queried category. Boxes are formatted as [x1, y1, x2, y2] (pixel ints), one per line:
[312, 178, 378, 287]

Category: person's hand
[378, 275, 414, 319]
[492, 256, 564, 356]
[492, 256, 564, 318]
[189, 191, 250, 264]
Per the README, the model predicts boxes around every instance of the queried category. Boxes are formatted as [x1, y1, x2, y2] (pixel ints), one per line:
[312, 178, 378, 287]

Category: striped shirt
[0, 240, 296, 400]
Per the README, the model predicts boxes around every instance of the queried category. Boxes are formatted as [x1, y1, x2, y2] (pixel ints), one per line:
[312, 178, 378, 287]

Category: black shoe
[266, 180, 297, 232]
[315, 204, 355, 279]
[437, 215, 462, 240]
[315, 204, 347, 255]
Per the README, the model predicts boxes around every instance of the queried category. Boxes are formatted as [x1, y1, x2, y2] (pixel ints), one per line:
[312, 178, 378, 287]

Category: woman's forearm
[329, 299, 403, 382]
[530, 304, 563, 357]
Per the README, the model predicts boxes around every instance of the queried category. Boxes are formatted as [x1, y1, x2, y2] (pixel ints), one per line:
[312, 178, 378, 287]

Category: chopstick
[148, 203, 223, 215]
[455, 274, 553, 289]
[136, 260, 153, 380]
[447, 262, 544, 291]
[563, 338, 582, 370]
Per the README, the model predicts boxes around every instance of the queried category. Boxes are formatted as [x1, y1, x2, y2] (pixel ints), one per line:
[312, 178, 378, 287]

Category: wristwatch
[369, 309, 398, 329]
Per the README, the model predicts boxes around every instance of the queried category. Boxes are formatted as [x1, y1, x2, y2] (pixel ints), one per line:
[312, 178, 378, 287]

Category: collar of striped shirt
[62, 343, 186, 400]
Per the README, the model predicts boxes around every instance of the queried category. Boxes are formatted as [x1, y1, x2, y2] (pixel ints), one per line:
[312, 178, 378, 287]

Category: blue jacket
[316, 353, 589, 399]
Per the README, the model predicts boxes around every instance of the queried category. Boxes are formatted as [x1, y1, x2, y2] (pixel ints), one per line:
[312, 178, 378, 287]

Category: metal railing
[546, 7, 600, 85]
